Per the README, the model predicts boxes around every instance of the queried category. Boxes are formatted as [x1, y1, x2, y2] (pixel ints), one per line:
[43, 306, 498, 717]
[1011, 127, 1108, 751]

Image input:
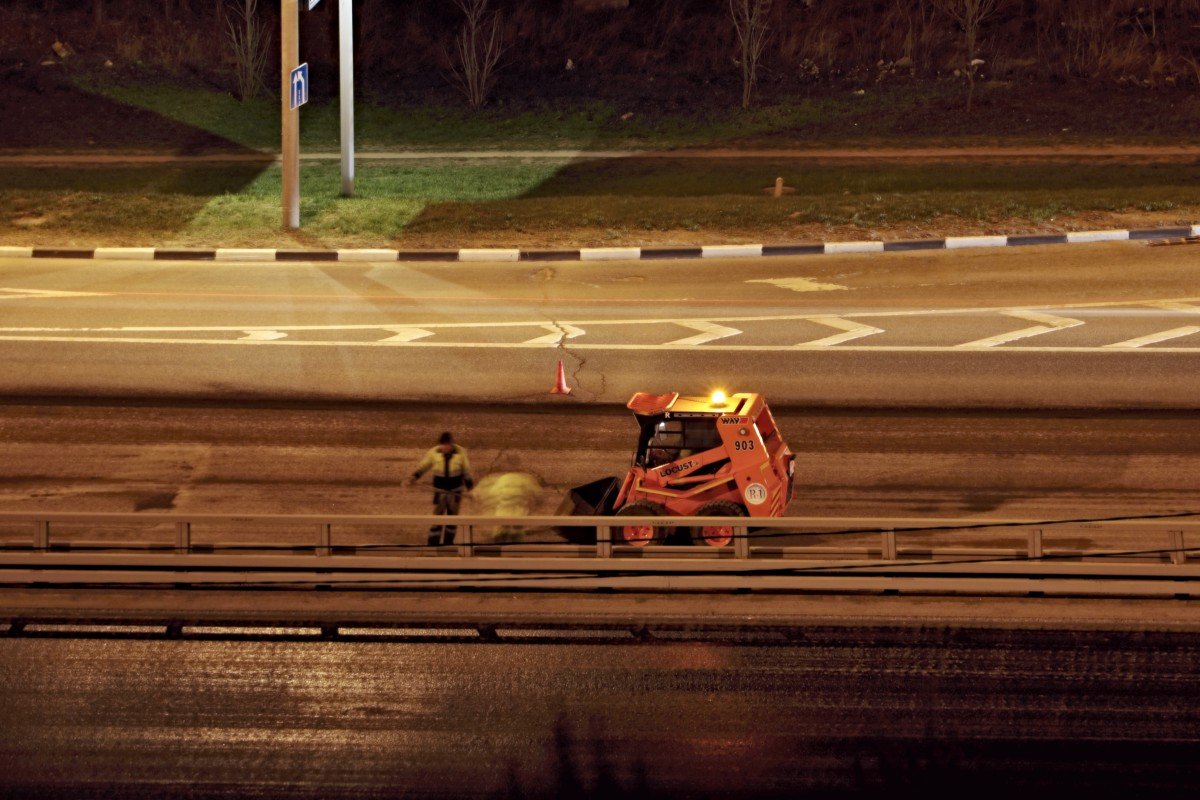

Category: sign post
[338, 0, 354, 197]
[280, 0, 349, 225]
[280, 0, 301, 229]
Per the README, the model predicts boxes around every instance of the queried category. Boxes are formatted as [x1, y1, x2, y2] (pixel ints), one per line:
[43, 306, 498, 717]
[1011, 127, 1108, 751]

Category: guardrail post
[317, 523, 332, 557]
[458, 524, 474, 558]
[597, 525, 613, 559]
[1027, 528, 1043, 559]
[881, 527, 897, 561]
[1170, 530, 1187, 565]
[175, 522, 191, 554]
[33, 520, 49, 550]
[734, 525, 750, 559]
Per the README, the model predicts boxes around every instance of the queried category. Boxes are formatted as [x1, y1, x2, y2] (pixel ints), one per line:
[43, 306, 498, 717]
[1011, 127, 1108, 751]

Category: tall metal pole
[281, 0, 301, 229]
[338, 0, 355, 197]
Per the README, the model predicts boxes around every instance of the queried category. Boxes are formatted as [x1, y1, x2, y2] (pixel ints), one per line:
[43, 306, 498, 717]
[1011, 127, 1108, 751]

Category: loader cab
[633, 413, 723, 469]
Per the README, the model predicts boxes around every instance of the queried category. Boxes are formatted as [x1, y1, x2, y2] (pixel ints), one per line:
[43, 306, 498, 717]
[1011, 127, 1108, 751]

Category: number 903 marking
[734, 440, 755, 451]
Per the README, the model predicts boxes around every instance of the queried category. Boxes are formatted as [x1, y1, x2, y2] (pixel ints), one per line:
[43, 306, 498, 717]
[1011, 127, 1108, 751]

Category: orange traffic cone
[550, 359, 572, 395]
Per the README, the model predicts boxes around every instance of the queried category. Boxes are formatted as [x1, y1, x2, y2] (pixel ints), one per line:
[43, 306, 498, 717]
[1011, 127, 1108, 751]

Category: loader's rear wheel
[691, 501, 748, 548]
[615, 501, 673, 547]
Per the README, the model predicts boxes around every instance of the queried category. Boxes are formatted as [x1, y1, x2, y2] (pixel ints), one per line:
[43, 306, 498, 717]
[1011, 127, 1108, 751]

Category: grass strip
[2, 159, 1198, 249]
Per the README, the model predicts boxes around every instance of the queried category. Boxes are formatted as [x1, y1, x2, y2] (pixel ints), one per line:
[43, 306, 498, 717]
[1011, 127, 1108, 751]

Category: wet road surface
[3, 628, 1200, 798]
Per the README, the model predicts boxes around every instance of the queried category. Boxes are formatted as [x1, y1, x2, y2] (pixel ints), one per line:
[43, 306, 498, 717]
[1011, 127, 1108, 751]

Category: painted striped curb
[4, 225, 1197, 263]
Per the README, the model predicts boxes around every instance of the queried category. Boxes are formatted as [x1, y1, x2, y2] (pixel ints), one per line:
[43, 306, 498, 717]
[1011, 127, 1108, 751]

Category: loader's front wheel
[690, 501, 748, 548]
[615, 501, 673, 547]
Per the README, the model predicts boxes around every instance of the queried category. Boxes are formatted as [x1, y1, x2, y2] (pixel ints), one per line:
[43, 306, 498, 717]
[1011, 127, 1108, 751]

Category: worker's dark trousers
[428, 490, 462, 546]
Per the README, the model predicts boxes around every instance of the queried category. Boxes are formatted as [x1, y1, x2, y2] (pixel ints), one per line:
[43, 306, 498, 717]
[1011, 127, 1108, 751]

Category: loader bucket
[554, 476, 622, 544]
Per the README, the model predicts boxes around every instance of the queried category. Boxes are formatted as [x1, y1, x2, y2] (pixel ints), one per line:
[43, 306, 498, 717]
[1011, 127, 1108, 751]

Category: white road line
[524, 324, 586, 345]
[666, 321, 743, 346]
[0, 334, 1198, 353]
[800, 317, 885, 347]
[958, 310, 1084, 348]
[378, 327, 435, 343]
[745, 277, 848, 293]
[0, 288, 105, 301]
[1105, 326, 1200, 349]
[0, 296, 1196, 332]
[239, 330, 288, 341]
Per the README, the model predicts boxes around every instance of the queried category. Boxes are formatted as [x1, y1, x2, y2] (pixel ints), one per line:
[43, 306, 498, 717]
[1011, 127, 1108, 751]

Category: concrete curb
[1, 226, 1197, 263]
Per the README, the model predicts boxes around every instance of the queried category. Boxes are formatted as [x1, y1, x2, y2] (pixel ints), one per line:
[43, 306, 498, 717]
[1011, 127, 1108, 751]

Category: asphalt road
[0, 400, 1194, 526]
[0, 241, 1197, 407]
[3, 628, 1200, 799]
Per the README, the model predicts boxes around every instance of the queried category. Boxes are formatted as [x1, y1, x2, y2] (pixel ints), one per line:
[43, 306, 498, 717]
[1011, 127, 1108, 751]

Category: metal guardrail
[0, 510, 1196, 563]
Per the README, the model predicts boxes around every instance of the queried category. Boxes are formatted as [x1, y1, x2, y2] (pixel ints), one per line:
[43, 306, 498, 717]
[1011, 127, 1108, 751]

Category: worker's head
[437, 431, 454, 453]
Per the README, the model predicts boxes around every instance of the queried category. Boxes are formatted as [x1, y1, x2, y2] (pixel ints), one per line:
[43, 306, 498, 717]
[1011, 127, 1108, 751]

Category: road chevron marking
[958, 310, 1085, 348]
[1106, 326, 1200, 349]
[524, 324, 586, 345]
[239, 330, 288, 341]
[800, 317, 885, 347]
[379, 327, 435, 343]
[666, 321, 743, 346]
[0, 334, 1198, 353]
[0, 296, 1197, 333]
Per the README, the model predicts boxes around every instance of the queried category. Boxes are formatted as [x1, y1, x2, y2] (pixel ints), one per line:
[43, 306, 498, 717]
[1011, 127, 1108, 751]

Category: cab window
[637, 417, 722, 467]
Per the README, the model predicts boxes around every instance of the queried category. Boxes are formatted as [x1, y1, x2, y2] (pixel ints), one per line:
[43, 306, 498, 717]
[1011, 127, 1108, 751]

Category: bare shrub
[445, 0, 506, 110]
[934, 0, 1001, 113]
[225, 0, 270, 102]
[729, 0, 771, 110]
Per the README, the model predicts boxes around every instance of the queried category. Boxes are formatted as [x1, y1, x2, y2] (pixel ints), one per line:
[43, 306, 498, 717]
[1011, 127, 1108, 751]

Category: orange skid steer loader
[559, 391, 795, 548]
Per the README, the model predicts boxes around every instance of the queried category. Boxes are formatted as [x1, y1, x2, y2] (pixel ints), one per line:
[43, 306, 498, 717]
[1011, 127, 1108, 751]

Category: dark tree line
[3, 0, 1198, 107]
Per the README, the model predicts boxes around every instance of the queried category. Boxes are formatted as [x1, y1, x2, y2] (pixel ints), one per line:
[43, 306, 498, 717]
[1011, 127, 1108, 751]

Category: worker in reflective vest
[411, 431, 475, 546]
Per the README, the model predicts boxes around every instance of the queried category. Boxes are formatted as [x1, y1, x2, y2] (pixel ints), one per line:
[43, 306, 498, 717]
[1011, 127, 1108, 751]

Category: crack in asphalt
[532, 265, 607, 402]
[552, 318, 605, 402]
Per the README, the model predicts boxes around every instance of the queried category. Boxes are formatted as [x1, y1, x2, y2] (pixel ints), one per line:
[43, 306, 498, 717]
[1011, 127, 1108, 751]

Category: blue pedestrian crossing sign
[289, 63, 309, 110]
